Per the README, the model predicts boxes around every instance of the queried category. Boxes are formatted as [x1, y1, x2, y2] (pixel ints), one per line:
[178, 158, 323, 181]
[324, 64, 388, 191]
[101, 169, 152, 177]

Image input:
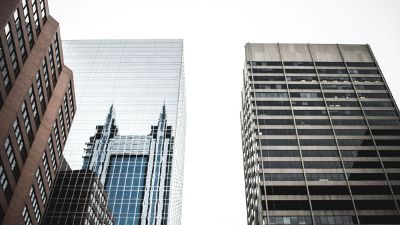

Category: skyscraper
[82, 104, 174, 225]
[241, 43, 400, 225]
[0, 0, 75, 224]
[59, 40, 186, 225]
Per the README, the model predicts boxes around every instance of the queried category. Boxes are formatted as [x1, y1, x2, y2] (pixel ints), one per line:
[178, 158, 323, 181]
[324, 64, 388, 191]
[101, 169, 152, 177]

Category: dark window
[262, 161, 302, 168]
[255, 101, 290, 106]
[304, 161, 342, 168]
[260, 150, 300, 157]
[294, 110, 327, 116]
[347, 173, 386, 181]
[368, 119, 400, 126]
[324, 92, 356, 98]
[338, 139, 374, 146]
[262, 173, 304, 181]
[267, 200, 310, 210]
[4, 23, 20, 76]
[284, 61, 314, 67]
[296, 119, 330, 126]
[320, 76, 350, 82]
[347, 62, 376, 67]
[353, 77, 383, 82]
[248, 61, 282, 66]
[355, 85, 386, 90]
[254, 84, 287, 89]
[311, 200, 354, 210]
[13, 10, 27, 61]
[261, 186, 308, 195]
[335, 129, 370, 136]
[251, 68, 283, 73]
[349, 69, 379, 74]
[299, 139, 336, 146]
[383, 161, 400, 168]
[256, 110, 292, 115]
[318, 69, 347, 74]
[302, 150, 338, 157]
[329, 110, 362, 116]
[285, 68, 316, 74]
[292, 101, 325, 106]
[0, 41, 11, 93]
[340, 150, 377, 157]
[388, 173, 400, 180]
[259, 129, 296, 135]
[332, 119, 366, 126]
[355, 200, 397, 210]
[308, 186, 349, 195]
[322, 84, 353, 90]
[343, 161, 381, 168]
[257, 119, 294, 125]
[297, 129, 333, 135]
[251, 76, 285, 81]
[286, 76, 317, 81]
[288, 84, 320, 89]
[327, 101, 360, 107]
[365, 110, 398, 116]
[358, 93, 390, 99]
[361, 101, 394, 107]
[315, 62, 345, 67]
[260, 139, 298, 146]
[290, 92, 322, 98]
[254, 92, 288, 98]
[358, 215, 400, 224]
[306, 173, 346, 181]
[22, 0, 34, 47]
[375, 140, 400, 146]
[379, 150, 400, 157]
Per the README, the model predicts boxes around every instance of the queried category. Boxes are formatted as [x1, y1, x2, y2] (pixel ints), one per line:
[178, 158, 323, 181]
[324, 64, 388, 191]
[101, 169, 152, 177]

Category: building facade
[42, 170, 113, 225]
[0, 0, 76, 224]
[61, 40, 186, 225]
[241, 43, 400, 225]
[82, 104, 174, 225]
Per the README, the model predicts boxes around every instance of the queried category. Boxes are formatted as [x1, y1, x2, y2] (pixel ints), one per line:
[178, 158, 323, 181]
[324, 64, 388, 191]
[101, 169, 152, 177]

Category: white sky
[50, 0, 400, 224]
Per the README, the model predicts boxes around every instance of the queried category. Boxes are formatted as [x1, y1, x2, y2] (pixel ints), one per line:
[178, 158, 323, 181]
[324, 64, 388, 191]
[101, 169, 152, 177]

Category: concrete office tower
[0, 0, 76, 224]
[241, 43, 400, 225]
[42, 170, 113, 225]
[61, 40, 186, 225]
[82, 104, 174, 225]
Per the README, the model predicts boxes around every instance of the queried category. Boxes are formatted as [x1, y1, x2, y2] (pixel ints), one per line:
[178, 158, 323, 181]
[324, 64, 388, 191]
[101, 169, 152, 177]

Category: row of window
[261, 185, 400, 195]
[260, 150, 400, 157]
[253, 83, 387, 90]
[254, 92, 390, 99]
[256, 109, 398, 116]
[251, 75, 383, 83]
[248, 61, 376, 68]
[257, 119, 400, 126]
[261, 161, 400, 169]
[267, 215, 400, 225]
[262, 172, 400, 181]
[250, 68, 380, 75]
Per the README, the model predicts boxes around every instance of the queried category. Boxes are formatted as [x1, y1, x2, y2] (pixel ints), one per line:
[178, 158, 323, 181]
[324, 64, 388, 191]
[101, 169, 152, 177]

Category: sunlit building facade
[241, 43, 400, 225]
[59, 40, 186, 225]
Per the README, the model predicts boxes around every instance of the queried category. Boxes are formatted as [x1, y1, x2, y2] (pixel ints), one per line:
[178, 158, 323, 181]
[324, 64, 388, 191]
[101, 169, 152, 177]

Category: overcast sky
[50, 0, 400, 224]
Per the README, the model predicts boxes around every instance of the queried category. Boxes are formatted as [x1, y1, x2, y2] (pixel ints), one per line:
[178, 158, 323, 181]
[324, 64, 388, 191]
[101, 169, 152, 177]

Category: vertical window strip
[13, 9, 27, 61]
[13, 119, 26, 157]
[21, 102, 33, 144]
[28, 86, 40, 128]
[41, 58, 51, 97]
[4, 137, 17, 172]
[0, 41, 11, 92]
[48, 45, 56, 86]
[31, 0, 40, 34]
[22, 0, 33, 47]
[47, 136, 57, 171]
[22, 205, 32, 225]
[35, 71, 45, 112]
[0, 162, 9, 191]
[53, 121, 62, 156]
[53, 33, 61, 72]
[68, 82, 74, 117]
[39, 0, 46, 22]
[4, 23, 20, 76]
[29, 186, 41, 222]
[63, 94, 71, 130]
[35, 168, 46, 204]
[42, 152, 52, 187]
[58, 108, 66, 143]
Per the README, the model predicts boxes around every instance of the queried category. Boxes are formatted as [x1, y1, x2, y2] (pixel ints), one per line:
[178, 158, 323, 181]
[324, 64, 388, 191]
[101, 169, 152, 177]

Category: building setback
[42, 170, 113, 225]
[241, 43, 400, 225]
[0, 0, 76, 224]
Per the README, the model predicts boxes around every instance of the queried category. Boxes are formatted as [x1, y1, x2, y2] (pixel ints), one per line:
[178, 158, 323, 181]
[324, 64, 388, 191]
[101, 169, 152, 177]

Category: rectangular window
[29, 186, 41, 222]
[63, 94, 70, 130]
[48, 136, 57, 171]
[4, 23, 20, 76]
[13, 119, 27, 161]
[35, 71, 45, 111]
[22, 205, 32, 225]
[48, 45, 56, 86]
[28, 86, 40, 128]
[32, 0, 40, 34]
[68, 82, 74, 117]
[21, 102, 33, 144]
[13, 9, 27, 61]
[22, 0, 34, 47]
[4, 137, 19, 180]
[39, 0, 46, 22]
[42, 58, 51, 97]
[54, 34, 61, 72]
[53, 121, 62, 156]
[35, 168, 46, 204]
[0, 41, 11, 92]
[42, 152, 52, 187]
[0, 162, 9, 192]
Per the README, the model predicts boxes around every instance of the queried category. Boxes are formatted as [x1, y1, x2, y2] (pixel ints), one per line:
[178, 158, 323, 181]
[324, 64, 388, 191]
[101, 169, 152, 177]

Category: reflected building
[83, 104, 174, 225]
[60, 40, 186, 225]
[241, 43, 400, 225]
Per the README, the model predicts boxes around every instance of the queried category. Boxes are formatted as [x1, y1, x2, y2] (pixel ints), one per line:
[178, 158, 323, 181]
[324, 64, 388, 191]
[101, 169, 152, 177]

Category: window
[28, 86, 40, 128]
[299, 139, 336, 146]
[347, 62, 376, 67]
[250, 68, 283, 73]
[53, 121, 62, 155]
[0, 162, 9, 192]
[315, 62, 345, 67]
[48, 136, 57, 171]
[262, 161, 302, 168]
[255, 101, 290, 107]
[347, 173, 386, 181]
[294, 110, 327, 116]
[42, 152, 52, 187]
[5, 23, 20, 76]
[0, 40, 11, 92]
[251, 76, 285, 81]
[13, 119, 27, 161]
[32, 0, 40, 33]
[301, 150, 338, 157]
[13, 9, 27, 61]
[53, 34, 61, 72]
[317, 69, 347, 74]
[291, 101, 324, 106]
[254, 92, 288, 98]
[311, 200, 354, 210]
[285, 68, 316, 74]
[327, 101, 359, 107]
[35, 71, 45, 111]
[332, 119, 366, 126]
[296, 119, 330, 126]
[257, 119, 294, 125]
[361, 101, 394, 107]
[58, 108, 66, 143]
[297, 129, 333, 135]
[353, 76, 382, 82]
[359, 93, 390, 99]
[368, 119, 400, 126]
[267, 200, 310, 210]
[254, 84, 287, 89]
[303, 161, 342, 168]
[288, 84, 320, 89]
[290, 92, 322, 98]
[21, 102, 33, 144]
[22, 206, 32, 225]
[308, 185, 349, 195]
[355, 85, 386, 90]
[335, 129, 370, 136]
[260, 150, 300, 157]
[22, 0, 33, 47]
[324, 92, 356, 98]
[343, 161, 381, 169]
[261, 185, 308, 195]
[284, 61, 314, 67]
[39, 0, 46, 22]
[48, 45, 56, 86]
[322, 84, 352, 90]
[248, 61, 282, 66]
[35, 168, 46, 204]
[337, 139, 374, 146]
[64, 94, 70, 130]
[256, 110, 291, 115]
[329, 110, 362, 116]
[4, 137, 19, 179]
[259, 129, 296, 135]
[68, 82, 75, 117]
[320, 76, 351, 82]
[341, 150, 377, 157]
[286, 76, 317, 81]
[261, 139, 298, 146]
[349, 69, 379, 74]
[262, 173, 304, 181]
[29, 186, 41, 222]
[306, 173, 345, 181]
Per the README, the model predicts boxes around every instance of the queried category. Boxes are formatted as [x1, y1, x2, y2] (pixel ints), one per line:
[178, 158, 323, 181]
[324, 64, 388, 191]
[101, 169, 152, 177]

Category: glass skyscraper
[54, 40, 186, 225]
[241, 43, 400, 225]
